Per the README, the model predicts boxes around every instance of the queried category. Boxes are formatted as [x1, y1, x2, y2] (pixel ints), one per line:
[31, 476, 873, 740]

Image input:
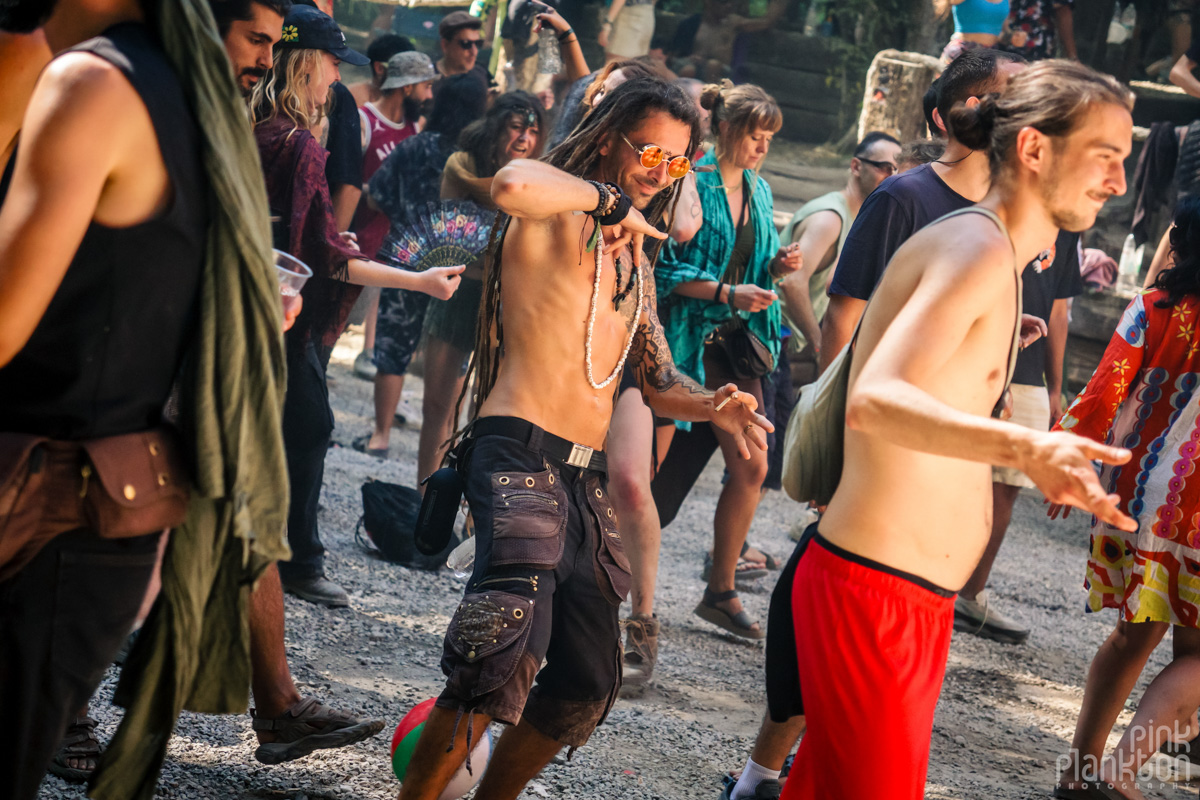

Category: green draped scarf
[90, 1, 289, 798]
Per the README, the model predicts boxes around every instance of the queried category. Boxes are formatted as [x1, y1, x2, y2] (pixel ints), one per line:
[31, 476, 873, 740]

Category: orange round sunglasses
[621, 134, 692, 179]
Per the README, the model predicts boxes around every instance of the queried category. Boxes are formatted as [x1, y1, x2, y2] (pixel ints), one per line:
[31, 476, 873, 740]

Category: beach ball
[391, 698, 492, 800]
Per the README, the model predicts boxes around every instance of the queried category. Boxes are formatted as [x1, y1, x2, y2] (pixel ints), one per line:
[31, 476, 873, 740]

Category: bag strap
[936, 207, 1022, 407]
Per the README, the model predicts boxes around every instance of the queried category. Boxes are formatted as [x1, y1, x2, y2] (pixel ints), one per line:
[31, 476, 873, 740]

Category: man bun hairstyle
[936, 47, 1025, 132]
[702, 80, 782, 157]
[946, 59, 1134, 184]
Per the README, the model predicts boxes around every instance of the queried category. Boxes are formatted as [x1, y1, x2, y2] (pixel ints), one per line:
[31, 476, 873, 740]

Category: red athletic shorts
[782, 532, 956, 800]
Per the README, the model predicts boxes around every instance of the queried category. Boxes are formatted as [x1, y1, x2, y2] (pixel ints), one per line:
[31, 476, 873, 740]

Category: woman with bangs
[610, 81, 800, 669]
[252, 4, 463, 606]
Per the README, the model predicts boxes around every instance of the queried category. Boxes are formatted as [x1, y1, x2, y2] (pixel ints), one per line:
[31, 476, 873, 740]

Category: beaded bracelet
[585, 180, 612, 217]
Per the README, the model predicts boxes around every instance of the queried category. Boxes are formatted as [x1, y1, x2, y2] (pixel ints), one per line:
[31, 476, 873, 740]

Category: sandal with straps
[252, 697, 385, 765]
[694, 588, 766, 640]
[47, 716, 101, 784]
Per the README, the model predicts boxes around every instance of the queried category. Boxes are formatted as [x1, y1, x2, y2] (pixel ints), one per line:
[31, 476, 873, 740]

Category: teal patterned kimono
[655, 150, 781, 430]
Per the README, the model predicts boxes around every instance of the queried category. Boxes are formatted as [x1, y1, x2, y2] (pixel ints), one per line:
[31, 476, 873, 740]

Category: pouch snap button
[548, 475, 555, 484]
[123, 484, 137, 501]
[606, 508, 613, 517]
[513, 608, 524, 619]
[149, 443, 160, 456]
[498, 476, 510, 485]
[157, 473, 168, 486]
[595, 488, 603, 498]
[525, 477, 535, 488]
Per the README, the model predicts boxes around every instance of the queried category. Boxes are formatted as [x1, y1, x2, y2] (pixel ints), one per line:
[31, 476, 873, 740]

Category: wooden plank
[743, 31, 845, 72]
[778, 106, 839, 144]
[740, 63, 843, 116]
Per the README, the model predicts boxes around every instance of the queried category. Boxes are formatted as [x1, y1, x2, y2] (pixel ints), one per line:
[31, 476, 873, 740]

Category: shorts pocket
[490, 466, 567, 570]
[444, 590, 536, 699]
[586, 479, 632, 605]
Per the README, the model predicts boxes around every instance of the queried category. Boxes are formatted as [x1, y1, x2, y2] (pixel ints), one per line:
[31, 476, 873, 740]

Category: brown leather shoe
[621, 613, 659, 691]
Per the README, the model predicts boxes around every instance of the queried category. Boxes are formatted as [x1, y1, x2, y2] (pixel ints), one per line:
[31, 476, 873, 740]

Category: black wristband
[598, 190, 632, 227]
[557, 27, 575, 41]
[713, 282, 724, 303]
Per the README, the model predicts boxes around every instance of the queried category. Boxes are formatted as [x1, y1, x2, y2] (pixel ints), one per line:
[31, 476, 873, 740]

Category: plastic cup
[274, 249, 312, 319]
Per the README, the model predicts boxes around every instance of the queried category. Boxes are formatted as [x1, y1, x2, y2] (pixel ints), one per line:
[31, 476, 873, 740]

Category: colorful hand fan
[377, 200, 495, 271]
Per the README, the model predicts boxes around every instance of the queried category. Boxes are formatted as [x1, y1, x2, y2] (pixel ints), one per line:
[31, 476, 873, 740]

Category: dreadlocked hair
[448, 78, 701, 451]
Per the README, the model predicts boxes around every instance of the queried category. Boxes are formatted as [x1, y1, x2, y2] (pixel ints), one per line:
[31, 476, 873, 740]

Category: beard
[1039, 158, 1103, 233]
[239, 68, 268, 97]
[403, 95, 425, 124]
[0, 0, 59, 33]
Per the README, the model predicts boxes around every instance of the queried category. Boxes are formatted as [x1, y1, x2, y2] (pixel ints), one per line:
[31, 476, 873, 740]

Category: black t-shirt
[828, 163, 971, 300]
[1012, 230, 1083, 387]
[324, 81, 363, 192]
[1188, 26, 1200, 63]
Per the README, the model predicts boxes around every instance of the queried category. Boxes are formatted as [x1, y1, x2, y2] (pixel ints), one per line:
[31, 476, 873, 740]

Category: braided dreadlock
[449, 78, 701, 447]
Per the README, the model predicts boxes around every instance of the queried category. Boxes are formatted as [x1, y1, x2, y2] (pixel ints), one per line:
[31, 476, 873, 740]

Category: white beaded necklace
[584, 225, 643, 390]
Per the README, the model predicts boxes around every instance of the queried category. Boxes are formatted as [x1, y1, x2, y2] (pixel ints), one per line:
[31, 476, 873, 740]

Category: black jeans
[280, 340, 335, 581]
[0, 528, 161, 800]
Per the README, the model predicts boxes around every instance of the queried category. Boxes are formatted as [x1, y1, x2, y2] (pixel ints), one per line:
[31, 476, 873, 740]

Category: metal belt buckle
[566, 442, 594, 469]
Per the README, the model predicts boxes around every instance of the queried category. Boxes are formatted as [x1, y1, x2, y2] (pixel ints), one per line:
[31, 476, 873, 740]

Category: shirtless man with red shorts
[784, 60, 1138, 799]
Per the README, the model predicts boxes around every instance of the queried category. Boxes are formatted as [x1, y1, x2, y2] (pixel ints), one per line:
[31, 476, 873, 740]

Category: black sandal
[47, 716, 101, 784]
[694, 588, 765, 640]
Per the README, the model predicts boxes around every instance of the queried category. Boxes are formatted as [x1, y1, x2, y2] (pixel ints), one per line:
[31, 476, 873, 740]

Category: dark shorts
[765, 522, 814, 723]
[423, 276, 483, 355]
[374, 287, 430, 376]
[435, 417, 631, 748]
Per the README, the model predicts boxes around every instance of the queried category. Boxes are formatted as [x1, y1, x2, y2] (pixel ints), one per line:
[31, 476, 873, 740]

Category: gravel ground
[37, 331, 1199, 800]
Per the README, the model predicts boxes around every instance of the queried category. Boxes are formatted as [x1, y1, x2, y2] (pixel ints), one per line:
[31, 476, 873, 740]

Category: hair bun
[946, 94, 999, 151]
[699, 78, 734, 112]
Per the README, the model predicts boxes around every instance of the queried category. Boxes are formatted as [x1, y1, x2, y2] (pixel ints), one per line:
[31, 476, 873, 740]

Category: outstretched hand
[602, 207, 667, 272]
[709, 384, 774, 460]
[1024, 431, 1135, 531]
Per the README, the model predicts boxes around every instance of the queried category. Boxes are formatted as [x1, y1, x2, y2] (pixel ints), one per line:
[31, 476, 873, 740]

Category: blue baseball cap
[278, 5, 369, 66]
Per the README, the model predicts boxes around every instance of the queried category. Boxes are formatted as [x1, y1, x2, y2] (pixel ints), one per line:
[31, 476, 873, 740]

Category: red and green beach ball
[391, 698, 492, 799]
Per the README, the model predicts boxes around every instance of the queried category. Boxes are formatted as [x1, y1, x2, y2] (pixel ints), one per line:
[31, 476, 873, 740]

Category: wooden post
[857, 49, 943, 144]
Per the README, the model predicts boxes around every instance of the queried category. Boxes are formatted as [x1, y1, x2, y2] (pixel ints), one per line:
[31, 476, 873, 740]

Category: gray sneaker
[353, 349, 377, 380]
[282, 575, 350, 608]
[954, 590, 1029, 645]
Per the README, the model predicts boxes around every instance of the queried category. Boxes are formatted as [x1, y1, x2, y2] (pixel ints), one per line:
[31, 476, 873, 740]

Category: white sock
[731, 757, 781, 800]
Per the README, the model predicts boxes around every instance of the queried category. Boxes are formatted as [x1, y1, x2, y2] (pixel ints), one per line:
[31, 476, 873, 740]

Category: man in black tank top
[0, 3, 204, 799]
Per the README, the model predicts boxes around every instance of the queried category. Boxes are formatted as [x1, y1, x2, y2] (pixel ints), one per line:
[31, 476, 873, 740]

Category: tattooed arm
[630, 266, 773, 458]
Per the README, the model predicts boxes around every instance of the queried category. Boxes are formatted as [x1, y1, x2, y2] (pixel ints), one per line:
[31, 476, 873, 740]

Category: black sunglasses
[858, 157, 896, 176]
[456, 38, 484, 50]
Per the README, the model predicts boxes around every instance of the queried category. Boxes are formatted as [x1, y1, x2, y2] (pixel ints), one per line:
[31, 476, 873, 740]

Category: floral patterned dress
[1057, 289, 1200, 626]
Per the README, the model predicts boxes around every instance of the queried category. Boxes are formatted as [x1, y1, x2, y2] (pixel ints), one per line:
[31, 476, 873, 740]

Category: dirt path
[38, 333, 1200, 800]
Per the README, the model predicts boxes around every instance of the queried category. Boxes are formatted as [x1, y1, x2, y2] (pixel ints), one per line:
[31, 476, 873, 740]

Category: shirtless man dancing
[395, 77, 771, 800]
[783, 60, 1137, 800]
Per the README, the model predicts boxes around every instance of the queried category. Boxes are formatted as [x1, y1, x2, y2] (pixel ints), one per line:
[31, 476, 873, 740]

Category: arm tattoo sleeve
[630, 267, 707, 397]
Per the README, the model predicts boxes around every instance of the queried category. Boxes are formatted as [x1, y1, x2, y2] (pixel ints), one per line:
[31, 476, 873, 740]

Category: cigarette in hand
[715, 392, 738, 412]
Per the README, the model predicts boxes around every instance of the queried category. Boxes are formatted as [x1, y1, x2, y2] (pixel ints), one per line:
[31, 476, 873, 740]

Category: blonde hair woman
[253, 5, 463, 607]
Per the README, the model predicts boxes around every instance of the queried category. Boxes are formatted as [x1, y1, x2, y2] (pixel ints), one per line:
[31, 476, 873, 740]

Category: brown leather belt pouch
[0, 427, 190, 577]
